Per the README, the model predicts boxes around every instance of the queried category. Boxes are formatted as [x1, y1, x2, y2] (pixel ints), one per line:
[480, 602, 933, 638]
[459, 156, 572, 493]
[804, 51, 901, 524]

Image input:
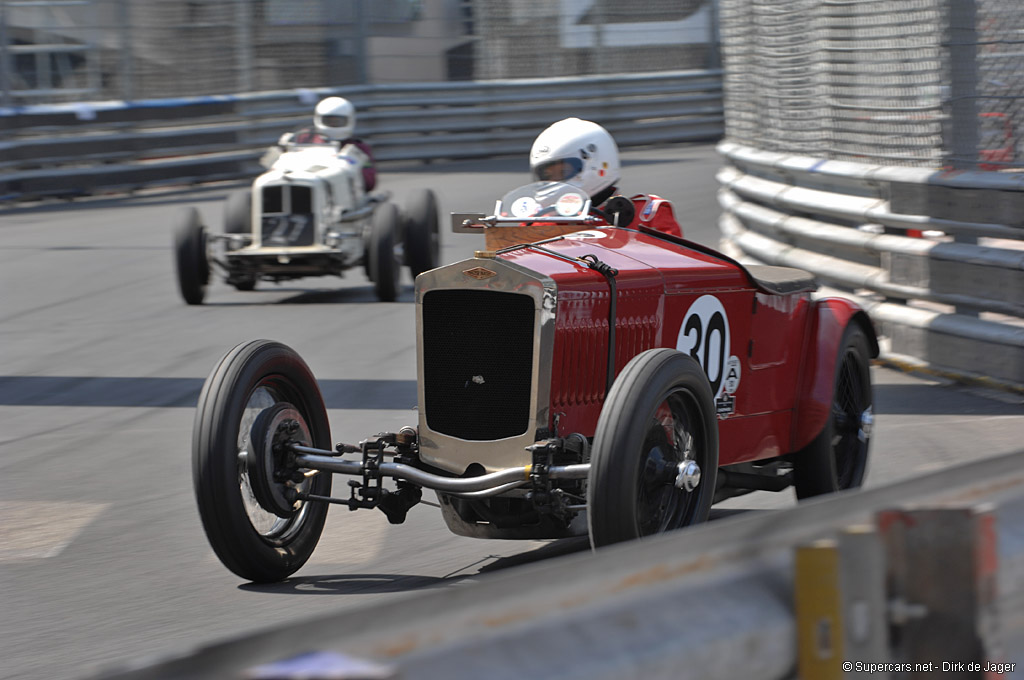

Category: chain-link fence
[0, 0, 719, 105]
[470, 0, 716, 80]
[719, 0, 1024, 171]
[0, 0, 445, 103]
[970, 0, 1024, 169]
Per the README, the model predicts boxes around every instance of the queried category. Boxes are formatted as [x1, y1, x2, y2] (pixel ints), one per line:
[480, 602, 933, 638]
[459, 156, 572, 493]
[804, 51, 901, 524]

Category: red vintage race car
[192, 181, 877, 582]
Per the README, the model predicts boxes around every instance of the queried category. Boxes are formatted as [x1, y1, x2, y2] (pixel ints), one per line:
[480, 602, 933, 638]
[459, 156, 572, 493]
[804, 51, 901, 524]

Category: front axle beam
[289, 444, 589, 495]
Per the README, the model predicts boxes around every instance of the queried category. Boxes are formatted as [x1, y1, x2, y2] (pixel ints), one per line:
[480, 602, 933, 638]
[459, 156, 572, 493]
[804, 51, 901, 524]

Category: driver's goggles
[533, 157, 583, 182]
[320, 115, 350, 128]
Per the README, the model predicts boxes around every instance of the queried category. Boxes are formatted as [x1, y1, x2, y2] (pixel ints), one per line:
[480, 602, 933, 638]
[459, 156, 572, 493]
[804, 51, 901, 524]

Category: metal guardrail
[0, 70, 724, 202]
[86, 448, 1024, 680]
[717, 141, 1024, 391]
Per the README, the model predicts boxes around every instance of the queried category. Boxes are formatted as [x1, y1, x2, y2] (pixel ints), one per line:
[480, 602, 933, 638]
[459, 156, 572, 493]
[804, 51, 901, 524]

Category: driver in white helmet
[529, 117, 621, 208]
[276, 96, 377, 191]
[529, 117, 682, 237]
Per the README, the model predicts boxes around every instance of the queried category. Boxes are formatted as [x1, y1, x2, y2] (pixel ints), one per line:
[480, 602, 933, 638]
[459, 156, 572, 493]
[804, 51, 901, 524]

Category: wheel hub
[247, 403, 312, 518]
[674, 460, 701, 492]
[858, 406, 874, 443]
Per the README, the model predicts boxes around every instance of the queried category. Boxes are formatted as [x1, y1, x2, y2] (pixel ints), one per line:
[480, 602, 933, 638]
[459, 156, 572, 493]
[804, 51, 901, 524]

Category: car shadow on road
[471, 508, 766, 573]
[0, 183, 244, 216]
[874, 381, 1023, 416]
[279, 286, 414, 305]
[238, 510, 771, 596]
[238, 573, 456, 596]
[197, 284, 416, 306]
[242, 540, 596, 596]
[0, 375, 416, 409]
[477, 536, 593, 574]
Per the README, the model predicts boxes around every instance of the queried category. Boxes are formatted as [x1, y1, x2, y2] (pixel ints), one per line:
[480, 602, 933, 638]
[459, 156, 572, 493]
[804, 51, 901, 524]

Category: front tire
[404, 189, 440, 279]
[173, 206, 210, 305]
[794, 324, 873, 499]
[192, 340, 332, 582]
[588, 349, 719, 549]
[370, 203, 402, 302]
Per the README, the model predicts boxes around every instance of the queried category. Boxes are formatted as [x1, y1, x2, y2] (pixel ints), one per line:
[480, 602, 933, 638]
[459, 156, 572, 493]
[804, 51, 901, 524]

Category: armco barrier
[88, 449, 1024, 680]
[717, 141, 1024, 390]
[0, 70, 723, 202]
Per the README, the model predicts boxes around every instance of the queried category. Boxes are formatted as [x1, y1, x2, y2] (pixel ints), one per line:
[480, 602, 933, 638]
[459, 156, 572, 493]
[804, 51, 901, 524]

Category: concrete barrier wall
[88, 449, 1024, 680]
[717, 141, 1024, 391]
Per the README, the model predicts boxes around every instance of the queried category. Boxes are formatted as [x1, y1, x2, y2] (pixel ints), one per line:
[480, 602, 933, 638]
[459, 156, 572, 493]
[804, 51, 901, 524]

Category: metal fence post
[946, 0, 980, 171]
[946, 0, 982, 317]
[354, 0, 368, 85]
[118, 0, 133, 101]
[235, 0, 253, 93]
[0, 3, 11, 109]
[707, 0, 721, 70]
[594, 0, 606, 75]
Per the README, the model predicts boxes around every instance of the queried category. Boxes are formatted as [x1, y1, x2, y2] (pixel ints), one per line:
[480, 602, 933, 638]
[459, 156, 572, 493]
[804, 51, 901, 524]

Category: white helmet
[529, 118, 620, 200]
[314, 96, 356, 141]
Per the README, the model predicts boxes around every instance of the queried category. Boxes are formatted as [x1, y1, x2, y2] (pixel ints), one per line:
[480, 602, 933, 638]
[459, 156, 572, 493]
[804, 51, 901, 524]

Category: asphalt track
[1, 143, 1022, 680]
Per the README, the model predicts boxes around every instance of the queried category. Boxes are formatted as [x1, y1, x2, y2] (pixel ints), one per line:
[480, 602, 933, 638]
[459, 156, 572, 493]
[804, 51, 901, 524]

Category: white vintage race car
[172, 143, 439, 304]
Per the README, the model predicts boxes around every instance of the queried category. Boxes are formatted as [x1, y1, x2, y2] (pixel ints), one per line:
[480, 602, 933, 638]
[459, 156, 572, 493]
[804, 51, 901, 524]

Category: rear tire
[404, 189, 440, 278]
[588, 349, 719, 549]
[192, 340, 332, 582]
[173, 207, 209, 305]
[794, 324, 873, 499]
[370, 203, 402, 302]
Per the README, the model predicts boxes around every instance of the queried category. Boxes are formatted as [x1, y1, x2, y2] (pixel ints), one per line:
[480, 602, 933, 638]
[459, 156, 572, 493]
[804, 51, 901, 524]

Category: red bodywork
[498, 220, 875, 467]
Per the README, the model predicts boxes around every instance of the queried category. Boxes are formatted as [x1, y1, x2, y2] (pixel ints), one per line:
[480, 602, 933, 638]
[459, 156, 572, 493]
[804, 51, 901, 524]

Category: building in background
[0, 0, 475, 103]
[0, 0, 717, 104]
[471, 0, 715, 80]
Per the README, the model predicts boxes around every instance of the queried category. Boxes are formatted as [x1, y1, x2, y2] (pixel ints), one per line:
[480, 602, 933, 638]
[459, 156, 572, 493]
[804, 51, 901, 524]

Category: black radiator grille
[422, 289, 535, 440]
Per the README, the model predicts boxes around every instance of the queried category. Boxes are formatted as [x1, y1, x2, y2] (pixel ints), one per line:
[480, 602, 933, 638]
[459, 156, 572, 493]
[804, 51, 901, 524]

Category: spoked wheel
[794, 324, 873, 499]
[173, 207, 210, 305]
[370, 203, 402, 302]
[192, 340, 332, 582]
[588, 349, 718, 549]
[404, 189, 440, 279]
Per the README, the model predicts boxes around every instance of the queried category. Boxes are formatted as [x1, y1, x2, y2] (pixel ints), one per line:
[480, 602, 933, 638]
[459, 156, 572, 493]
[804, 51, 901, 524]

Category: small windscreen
[498, 181, 589, 219]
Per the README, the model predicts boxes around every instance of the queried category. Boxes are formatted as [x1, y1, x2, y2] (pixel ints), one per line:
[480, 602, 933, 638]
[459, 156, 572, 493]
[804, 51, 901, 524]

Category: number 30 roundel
[675, 295, 741, 401]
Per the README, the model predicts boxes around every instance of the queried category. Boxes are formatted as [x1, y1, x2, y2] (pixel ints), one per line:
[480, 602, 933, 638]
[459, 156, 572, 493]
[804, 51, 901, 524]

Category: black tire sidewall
[370, 203, 401, 302]
[793, 323, 872, 499]
[173, 206, 208, 305]
[588, 349, 719, 548]
[192, 340, 331, 582]
[404, 189, 439, 279]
